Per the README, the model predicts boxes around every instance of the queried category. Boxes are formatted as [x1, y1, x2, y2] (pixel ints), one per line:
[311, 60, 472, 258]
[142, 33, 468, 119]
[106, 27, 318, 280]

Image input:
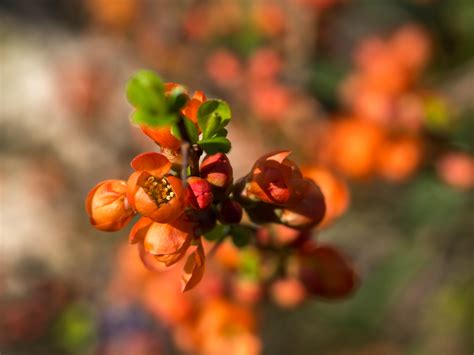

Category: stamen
[143, 176, 175, 206]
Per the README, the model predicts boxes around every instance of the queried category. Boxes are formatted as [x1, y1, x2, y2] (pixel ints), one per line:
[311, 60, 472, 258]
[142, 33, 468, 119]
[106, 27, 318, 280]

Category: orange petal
[154, 235, 192, 267]
[258, 150, 292, 164]
[181, 241, 205, 292]
[129, 217, 153, 244]
[130, 152, 171, 177]
[143, 217, 193, 256]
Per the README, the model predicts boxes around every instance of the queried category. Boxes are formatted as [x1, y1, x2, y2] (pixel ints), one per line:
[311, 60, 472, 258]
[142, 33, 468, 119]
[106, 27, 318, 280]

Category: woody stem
[177, 116, 202, 178]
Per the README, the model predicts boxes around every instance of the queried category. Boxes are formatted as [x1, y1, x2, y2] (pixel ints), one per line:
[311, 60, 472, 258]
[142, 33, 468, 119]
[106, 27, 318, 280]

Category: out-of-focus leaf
[230, 225, 253, 248]
[203, 224, 230, 241]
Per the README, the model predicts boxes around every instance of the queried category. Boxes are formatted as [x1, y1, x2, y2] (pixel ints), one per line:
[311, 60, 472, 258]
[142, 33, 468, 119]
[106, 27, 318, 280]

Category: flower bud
[277, 178, 326, 230]
[186, 176, 213, 210]
[85, 179, 134, 231]
[297, 244, 357, 300]
[200, 153, 233, 190]
[217, 200, 243, 224]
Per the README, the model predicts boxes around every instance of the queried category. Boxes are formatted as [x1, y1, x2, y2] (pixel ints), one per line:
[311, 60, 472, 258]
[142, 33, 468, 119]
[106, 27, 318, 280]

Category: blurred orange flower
[303, 166, 350, 227]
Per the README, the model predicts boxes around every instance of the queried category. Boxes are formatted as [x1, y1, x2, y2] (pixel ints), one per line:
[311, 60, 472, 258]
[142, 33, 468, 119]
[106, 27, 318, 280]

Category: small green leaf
[230, 225, 252, 248]
[199, 137, 231, 154]
[198, 99, 232, 139]
[170, 124, 181, 140]
[215, 128, 228, 137]
[204, 224, 230, 241]
[203, 113, 222, 139]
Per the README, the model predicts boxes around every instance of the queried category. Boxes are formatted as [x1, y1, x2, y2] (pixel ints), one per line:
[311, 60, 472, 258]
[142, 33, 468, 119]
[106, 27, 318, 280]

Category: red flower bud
[217, 200, 243, 224]
[297, 244, 358, 300]
[186, 177, 213, 210]
[85, 179, 134, 231]
[200, 153, 233, 190]
[277, 178, 326, 230]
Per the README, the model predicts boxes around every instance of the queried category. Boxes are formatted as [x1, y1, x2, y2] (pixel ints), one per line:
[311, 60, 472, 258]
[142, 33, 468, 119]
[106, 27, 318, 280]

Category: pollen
[143, 176, 175, 206]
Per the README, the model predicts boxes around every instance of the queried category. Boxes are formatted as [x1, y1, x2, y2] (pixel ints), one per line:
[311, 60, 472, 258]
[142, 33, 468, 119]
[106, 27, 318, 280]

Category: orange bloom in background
[376, 135, 423, 182]
[127, 152, 186, 223]
[86, 179, 135, 231]
[206, 49, 242, 86]
[85, 0, 140, 33]
[390, 24, 431, 75]
[249, 82, 291, 121]
[270, 278, 306, 308]
[298, 243, 358, 300]
[140, 85, 206, 151]
[318, 118, 384, 179]
[248, 48, 282, 82]
[193, 299, 261, 355]
[303, 166, 350, 227]
[436, 152, 474, 190]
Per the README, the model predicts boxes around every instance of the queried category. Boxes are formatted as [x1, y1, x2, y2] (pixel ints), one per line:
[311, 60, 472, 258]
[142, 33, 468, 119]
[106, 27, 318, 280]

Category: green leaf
[199, 137, 231, 154]
[131, 110, 177, 127]
[204, 224, 230, 241]
[167, 85, 189, 111]
[230, 225, 252, 248]
[183, 117, 198, 143]
[197, 99, 232, 139]
[126, 70, 166, 113]
[215, 128, 228, 137]
[170, 117, 198, 143]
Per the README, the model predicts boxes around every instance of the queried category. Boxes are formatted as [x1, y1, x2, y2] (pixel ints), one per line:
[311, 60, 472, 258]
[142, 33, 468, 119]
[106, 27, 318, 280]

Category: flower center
[143, 176, 175, 206]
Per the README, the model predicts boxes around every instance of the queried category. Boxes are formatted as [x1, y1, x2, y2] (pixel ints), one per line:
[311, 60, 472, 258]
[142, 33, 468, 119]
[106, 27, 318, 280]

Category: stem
[177, 115, 202, 180]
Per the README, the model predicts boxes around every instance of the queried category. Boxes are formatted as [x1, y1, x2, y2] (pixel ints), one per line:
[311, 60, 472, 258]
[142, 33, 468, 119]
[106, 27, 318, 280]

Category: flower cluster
[86, 70, 357, 295]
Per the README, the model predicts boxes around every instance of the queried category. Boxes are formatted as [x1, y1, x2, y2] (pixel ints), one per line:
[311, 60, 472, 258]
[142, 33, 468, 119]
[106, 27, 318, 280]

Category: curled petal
[129, 217, 153, 244]
[137, 242, 168, 272]
[278, 179, 326, 229]
[181, 241, 205, 292]
[256, 150, 292, 164]
[143, 217, 193, 256]
[154, 235, 192, 267]
[130, 152, 171, 177]
[140, 125, 182, 151]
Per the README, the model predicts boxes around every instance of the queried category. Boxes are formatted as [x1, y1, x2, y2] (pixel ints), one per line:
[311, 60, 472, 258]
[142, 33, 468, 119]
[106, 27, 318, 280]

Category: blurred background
[1, 0, 473, 354]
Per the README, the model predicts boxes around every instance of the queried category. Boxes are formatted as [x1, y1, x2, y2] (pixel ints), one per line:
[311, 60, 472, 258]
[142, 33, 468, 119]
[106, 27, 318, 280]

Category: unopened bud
[200, 153, 233, 189]
[186, 177, 213, 210]
[217, 199, 243, 224]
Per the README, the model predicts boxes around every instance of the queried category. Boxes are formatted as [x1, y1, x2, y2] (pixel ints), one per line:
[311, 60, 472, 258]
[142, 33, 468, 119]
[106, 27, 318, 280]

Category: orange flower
[376, 134, 423, 182]
[129, 216, 194, 267]
[127, 152, 186, 223]
[140, 84, 206, 151]
[85, 179, 135, 231]
[243, 150, 303, 205]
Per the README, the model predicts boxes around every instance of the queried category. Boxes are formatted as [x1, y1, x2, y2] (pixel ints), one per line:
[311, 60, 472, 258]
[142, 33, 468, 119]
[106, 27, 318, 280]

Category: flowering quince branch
[85, 70, 358, 298]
